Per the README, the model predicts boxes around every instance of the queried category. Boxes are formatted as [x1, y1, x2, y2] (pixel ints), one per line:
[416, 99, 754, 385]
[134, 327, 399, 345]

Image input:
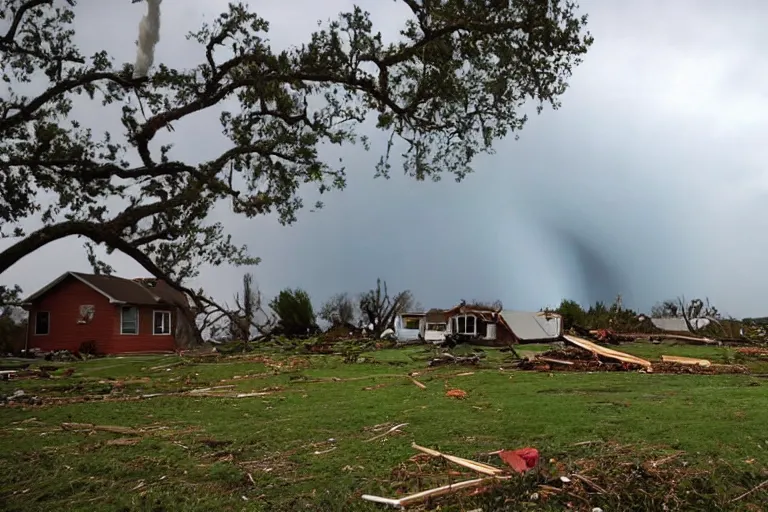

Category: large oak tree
[0, 0, 592, 321]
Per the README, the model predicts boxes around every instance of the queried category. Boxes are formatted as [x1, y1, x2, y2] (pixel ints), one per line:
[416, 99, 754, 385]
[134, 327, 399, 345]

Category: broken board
[563, 335, 652, 368]
[660, 355, 712, 367]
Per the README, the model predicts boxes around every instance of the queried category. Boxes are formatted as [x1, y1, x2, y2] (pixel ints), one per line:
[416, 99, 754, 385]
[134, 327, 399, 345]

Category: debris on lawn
[364, 423, 409, 443]
[518, 336, 750, 375]
[409, 377, 426, 390]
[497, 447, 540, 473]
[445, 389, 467, 399]
[362, 442, 538, 508]
[105, 437, 142, 446]
[362, 476, 511, 508]
[412, 443, 505, 476]
[736, 347, 768, 357]
[61, 422, 142, 436]
[650, 362, 749, 375]
[428, 352, 481, 367]
[564, 335, 652, 368]
[660, 355, 712, 367]
[1, 389, 42, 406]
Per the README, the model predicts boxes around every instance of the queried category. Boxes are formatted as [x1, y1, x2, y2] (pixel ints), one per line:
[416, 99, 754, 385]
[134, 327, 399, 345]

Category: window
[404, 317, 421, 329]
[34, 311, 50, 335]
[452, 315, 477, 335]
[427, 323, 446, 332]
[153, 311, 171, 335]
[121, 307, 138, 334]
[466, 316, 476, 333]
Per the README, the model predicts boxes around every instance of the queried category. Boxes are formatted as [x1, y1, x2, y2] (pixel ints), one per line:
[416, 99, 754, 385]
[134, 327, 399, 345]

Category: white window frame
[120, 306, 139, 335]
[34, 311, 50, 335]
[451, 314, 477, 335]
[153, 310, 172, 335]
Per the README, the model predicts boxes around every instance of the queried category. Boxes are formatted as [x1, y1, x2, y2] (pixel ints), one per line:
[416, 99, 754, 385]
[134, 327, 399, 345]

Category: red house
[22, 272, 195, 355]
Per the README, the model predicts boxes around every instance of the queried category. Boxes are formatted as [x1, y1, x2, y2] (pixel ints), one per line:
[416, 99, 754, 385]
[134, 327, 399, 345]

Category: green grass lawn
[1, 343, 767, 511]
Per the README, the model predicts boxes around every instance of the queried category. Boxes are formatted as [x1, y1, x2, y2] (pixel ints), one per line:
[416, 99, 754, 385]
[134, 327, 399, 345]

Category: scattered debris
[497, 447, 539, 473]
[651, 362, 749, 375]
[364, 423, 409, 443]
[537, 357, 575, 366]
[736, 347, 768, 357]
[445, 389, 467, 399]
[188, 385, 236, 394]
[409, 377, 427, 390]
[660, 355, 711, 367]
[564, 335, 652, 368]
[362, 476, 510, 508]
[44, 350, 78, 362]
[106, 437, 141, 446]
[1, 389, 42, 406]
[730, 478, 768, 502]
[0, 370, 17, 381]
[428, 353, 481, 367]
[312, 447, 337, 455]
[411, 443, 504, 476]
[61, 422, 141, 436]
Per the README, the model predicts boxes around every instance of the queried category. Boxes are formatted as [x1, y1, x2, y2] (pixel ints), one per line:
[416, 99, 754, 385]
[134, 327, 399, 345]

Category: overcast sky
[3, 0, 768, 318]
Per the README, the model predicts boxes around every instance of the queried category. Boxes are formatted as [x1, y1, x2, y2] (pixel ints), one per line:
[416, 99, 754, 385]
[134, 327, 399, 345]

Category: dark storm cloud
[3, 0, 768, 318]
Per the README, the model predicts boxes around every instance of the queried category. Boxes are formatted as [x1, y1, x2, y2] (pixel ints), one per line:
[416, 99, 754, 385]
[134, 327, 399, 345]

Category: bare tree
[359, 279, 414, 336]
[201, 273, 275, 342]
[651, 296, 721, 333]
[319, 292, 357, 326]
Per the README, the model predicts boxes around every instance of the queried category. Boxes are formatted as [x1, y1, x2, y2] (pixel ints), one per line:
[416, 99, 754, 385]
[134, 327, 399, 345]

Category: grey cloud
[3, 0, 768, 319]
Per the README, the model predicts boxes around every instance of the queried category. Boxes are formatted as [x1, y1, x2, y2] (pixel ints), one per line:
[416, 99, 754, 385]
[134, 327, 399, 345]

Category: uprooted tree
[359, 278, 415, 337]
[0, 1, 593, 341]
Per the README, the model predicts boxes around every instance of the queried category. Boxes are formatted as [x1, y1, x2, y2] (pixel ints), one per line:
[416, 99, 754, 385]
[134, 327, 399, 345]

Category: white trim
[449, 314, 477, 336]
[152, 310, 172, 335]
[120, 306, 139, 335]
[33, 311, 50, 335]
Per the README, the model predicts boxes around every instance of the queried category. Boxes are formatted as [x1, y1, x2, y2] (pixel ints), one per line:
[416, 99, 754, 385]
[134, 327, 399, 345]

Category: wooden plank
[661, 355, 712, 367]
[563, 335, 652, 368]
[412, 443, 504, 475]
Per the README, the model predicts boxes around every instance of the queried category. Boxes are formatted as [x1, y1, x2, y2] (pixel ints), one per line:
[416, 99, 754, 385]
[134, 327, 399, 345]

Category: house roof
[23, 272, 191, 308]
[425, 309, 447, 323]
[499, 310, 562, 341]
[651, 317, 690, 333]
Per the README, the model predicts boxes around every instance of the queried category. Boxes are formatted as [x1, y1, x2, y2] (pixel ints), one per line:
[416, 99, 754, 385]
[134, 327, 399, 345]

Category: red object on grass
[497, 448, 539, 473]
